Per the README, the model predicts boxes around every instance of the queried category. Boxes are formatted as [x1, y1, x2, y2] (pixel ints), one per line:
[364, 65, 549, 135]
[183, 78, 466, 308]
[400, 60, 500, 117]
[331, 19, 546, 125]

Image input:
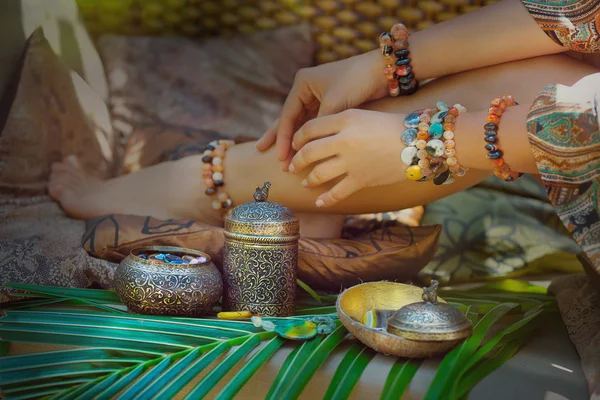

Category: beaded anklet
[401, 102, 468, 185]
[201, 139, 236, 211]
[483, 95, 523, 182]
[379, 23, 419, 97]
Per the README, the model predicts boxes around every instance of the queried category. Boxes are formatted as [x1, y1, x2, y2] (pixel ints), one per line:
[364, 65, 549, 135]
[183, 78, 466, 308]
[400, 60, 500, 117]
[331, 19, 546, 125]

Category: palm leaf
[380, 359, 422, 400]
[1, 281, 556, 400]
[323, 343, 376, 400]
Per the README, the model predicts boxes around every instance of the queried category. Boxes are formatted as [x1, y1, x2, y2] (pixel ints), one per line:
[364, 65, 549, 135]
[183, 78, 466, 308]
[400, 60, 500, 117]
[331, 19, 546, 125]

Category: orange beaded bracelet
[379, 23, 418, 97]
[483, 95, 523, 182]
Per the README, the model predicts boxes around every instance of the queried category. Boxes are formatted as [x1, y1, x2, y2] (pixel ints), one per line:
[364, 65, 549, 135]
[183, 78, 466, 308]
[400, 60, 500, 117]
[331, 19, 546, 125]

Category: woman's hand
[255, 50, 388, 169]
[288, 109, 407, 208]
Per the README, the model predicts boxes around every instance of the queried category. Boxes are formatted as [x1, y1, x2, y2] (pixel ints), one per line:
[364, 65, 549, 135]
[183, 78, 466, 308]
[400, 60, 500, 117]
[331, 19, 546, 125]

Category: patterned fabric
[526, 81, 600, 273]
[76, 0, 500, 64]
[521, 0, 600, 53]
[0, 196, 117, 302]
[420, 174, 583, 284]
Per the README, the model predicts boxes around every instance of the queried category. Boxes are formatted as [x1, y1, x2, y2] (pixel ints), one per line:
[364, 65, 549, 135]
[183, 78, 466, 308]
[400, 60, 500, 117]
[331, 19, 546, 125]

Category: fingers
[255, 119, 278, 151]
[276, 78, 312, 163]
[289, 135, 338, 174]
[292, 113, 343, 151]
[301, 157, 346, 188]
[315, 177, 359, 208]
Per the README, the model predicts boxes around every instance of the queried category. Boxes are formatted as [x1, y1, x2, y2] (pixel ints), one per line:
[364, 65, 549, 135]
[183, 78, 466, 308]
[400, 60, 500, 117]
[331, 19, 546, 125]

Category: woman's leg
[50, 54, 598, 222]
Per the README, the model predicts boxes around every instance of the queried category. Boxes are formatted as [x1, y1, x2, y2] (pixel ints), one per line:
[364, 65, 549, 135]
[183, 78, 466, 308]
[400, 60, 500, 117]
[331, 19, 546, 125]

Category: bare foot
[48, 155, 222, 225]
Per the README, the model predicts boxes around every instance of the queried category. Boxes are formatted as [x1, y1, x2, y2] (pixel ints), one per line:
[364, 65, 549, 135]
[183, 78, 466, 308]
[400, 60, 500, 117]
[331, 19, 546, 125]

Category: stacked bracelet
[201, 139, 236, 210]
[401, 102, 468, 185]
[379, 23, 419, 97]
[483, 95, 523, 182]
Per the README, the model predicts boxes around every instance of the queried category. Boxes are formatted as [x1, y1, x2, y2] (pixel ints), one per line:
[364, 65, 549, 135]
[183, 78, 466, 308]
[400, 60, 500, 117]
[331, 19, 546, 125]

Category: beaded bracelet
[379, 23, 419, 97]
[483, 95, 523, 182]
[401, 102, 468, 185]
[201, 139, 236, 211]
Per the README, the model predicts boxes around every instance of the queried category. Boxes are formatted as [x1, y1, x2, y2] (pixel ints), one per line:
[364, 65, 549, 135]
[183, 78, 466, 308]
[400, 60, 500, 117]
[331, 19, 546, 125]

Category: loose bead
[443, 123, 454, 131]
[202, 171, 212, 179]
[399, 72, 415, 84]
[212, 200, 222, 210]
[214, 180, 224, 187]
[419, 113, 431, 123]
[484, 144, 496, 152]
[384, 65, 395, 75]
[212, 157, 223, 166]
[486, 114, 500, 124]
[484, 135, 497, 143]
[421, 167, 432, 177]
[205, 144, 216, 151]
[384, 55, 394, 66]
[489, 107, 502, 116]
[416, 139, 427, 149]
[381, 45, 393, 56]
[389, 86, 400, 96]
[405, 165, 423, 181]
[203, 163, 212, 171]
[492, 158, 504, 166]
[431, 110, 448, 124]
[498, 101, 507, 111]
[212, 172, 224, 181]
[417, 149, 428, 159]
[444, 114, 456, 123]
[490, 98, 502, 107]
[444, 139, 455, 149]
[436, 101, 449, 111]
[212, 165, 223, 172]
[389, 80, 399, 89]
[213, 149, 224, 158]
[393, 39, 408, 50]
[443, 130, 454, 140]
[418, 122, 430, 132]
[453, 104, 467, 114]
[487, 150, 503, 159]
[444, 148, 456, 157]
[396, 65, 412, 76]
[433, 169, 452, 185]
[449, 163, 461, 173]
[429, 157, 447, 173]
[217, 191, 229, 202]
[391, 23, 409, 40]
[417, 132, 429, 140]
[205, 187, 216, 196]
[204, 178, 214, 188]
[446, 156, 457, 166]
[485, 129, 497, 136]
[484, 122, 497, 131]
[400, 81, 418, 95]
[447, 107, 459, 117]
[395, 57, 411, 66]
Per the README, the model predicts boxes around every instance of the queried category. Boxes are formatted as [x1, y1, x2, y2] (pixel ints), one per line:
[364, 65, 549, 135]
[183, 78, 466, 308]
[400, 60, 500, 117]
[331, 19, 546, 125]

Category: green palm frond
[0, 280, 556, 400]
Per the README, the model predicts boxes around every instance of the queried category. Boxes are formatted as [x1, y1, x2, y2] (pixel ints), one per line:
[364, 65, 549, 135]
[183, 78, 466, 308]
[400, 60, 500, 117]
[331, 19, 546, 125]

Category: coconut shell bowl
[115, 246, 223, 317]
[336, 281, 472, 358]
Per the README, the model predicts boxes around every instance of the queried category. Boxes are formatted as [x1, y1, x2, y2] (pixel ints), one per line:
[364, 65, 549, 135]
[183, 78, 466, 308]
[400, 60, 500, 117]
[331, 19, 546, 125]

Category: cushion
[0, 28, 115, 197]
[97, 24, 315, 159]
[420, 174, 584, 284]
[0, 0, 108, 102]
[83, 213, 441, 291]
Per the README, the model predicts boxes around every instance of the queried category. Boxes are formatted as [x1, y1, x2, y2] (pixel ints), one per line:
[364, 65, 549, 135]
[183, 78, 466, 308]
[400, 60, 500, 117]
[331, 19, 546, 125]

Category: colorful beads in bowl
[138, 252, 208, 265]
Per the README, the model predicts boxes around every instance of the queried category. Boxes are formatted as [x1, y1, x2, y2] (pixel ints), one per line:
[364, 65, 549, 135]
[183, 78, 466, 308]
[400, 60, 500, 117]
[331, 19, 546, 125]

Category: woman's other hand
[288, 109, 407, 208]
[255, 51, 388, 169]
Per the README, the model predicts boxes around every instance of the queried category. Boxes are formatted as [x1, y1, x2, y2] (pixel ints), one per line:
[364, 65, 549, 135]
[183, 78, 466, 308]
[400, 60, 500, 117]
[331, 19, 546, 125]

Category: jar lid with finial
[224, 181, 299, 238]
[386, 280, 473, 341]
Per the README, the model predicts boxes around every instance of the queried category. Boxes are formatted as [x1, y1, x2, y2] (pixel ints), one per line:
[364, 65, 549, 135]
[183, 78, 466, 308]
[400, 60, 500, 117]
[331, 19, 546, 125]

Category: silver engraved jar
[222, 182, 299, 316]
